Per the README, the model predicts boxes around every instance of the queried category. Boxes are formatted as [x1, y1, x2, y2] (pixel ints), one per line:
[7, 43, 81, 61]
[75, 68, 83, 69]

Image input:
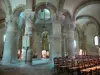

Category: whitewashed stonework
[2, 15, 19, 64]
[21, 9, 35, 65]
[24, 9, 35, 35]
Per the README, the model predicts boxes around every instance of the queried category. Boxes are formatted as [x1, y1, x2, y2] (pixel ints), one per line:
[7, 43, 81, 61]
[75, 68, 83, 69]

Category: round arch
[82, 21, 99, 55]
[75, 24, 82, 38]
[76, 15, 100, 33]
[35, 2, 57, 24]
[62, 9, 74, 31]
[82, 21, 98, 33]
[73, 0, 100, 19]
[13, 4, 25, 17]
[35, 2, 56, 13]
[63, 9, 72, 20]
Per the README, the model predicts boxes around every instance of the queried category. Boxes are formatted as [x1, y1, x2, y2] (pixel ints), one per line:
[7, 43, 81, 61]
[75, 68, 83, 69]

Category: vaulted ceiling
[0, 0, 100, 31]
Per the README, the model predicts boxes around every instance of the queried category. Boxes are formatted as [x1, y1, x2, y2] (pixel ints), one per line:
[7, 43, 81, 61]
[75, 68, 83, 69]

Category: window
[94, 36, 99, 46]
[3, 34, 6, 42]
[38, 9, 51, 20]
[74, 40, 76, 48]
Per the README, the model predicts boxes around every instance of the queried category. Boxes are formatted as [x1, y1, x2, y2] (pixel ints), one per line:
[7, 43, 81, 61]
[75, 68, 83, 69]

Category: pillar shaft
[21, 9, 35, 65]
[61, 36, 64, 57]
[51, 20, 61, 59]
[67, 30, 75, 59]
[63, 16, 75, 59]
[2, 15, 18, 64]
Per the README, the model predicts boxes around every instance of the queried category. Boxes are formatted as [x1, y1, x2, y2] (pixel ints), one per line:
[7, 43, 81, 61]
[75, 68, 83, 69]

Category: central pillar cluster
[2, 15, 18, 64]
[63, 16, 75, 59]
[67, 29, 75, 59]
[21, 9, 35, 65]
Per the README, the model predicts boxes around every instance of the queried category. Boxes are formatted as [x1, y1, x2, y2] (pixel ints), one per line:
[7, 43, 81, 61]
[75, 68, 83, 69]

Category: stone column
[61, 34, 68, 57]
[51, 20, 61, 59]
[51, 13, 65, 59]
[63, 14, 75, 59]
[67, 29, 75, 59]
[61, 26, 68, 57]
[2, 15, 18, 64]
[21, 9, 35, 65]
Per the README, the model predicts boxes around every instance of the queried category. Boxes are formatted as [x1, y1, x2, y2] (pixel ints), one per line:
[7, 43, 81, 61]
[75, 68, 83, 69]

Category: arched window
[94, 36, 99, 46]
[74, 40, 76, 48]
[38, 9, 51, 20]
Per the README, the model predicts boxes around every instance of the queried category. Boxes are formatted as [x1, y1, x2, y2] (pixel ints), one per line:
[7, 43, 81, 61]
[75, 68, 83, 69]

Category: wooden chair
[53, 57, 59, 73]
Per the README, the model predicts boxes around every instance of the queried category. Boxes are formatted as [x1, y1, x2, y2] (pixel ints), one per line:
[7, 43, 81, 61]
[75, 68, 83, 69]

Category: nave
[0, 0, 100, 75]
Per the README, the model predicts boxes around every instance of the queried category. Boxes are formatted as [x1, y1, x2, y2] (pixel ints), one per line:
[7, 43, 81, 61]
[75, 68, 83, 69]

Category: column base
[1, 60, 11, 65]
[20, 60, 32, 66]
[21, 49, 32, 64]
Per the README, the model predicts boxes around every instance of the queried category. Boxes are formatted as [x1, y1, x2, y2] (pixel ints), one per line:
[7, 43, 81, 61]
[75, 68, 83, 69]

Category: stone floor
[0, 59, 56, 75]
[0, 63, 54, 75]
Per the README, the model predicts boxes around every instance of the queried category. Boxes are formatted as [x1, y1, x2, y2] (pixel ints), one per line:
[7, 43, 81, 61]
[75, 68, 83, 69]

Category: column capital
[24, 9, 35, 35]
[24, 10, 35, 24]
[5, 15, 18, 32]
[5, 15, 17, 24]
[68, 24, 75, 31]
[52, 13, 65, 24]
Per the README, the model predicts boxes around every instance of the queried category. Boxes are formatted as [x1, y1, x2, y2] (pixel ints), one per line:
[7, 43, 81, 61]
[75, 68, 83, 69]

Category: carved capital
[5, 15, 18, 32]
[24, 9, 35, 24]
[52, 12, 65, 24]
[5, 15, 17, 25]
[24, 9, 35, 35]
[69, 23, 75, 30]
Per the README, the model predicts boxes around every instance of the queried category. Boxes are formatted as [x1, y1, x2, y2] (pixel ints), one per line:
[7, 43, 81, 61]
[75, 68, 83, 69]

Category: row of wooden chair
[53, 55, 100, 75]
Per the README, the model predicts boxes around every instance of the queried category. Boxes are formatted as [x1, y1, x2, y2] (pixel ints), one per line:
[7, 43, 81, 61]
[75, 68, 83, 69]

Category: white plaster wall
[84, 24, 98, 55]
